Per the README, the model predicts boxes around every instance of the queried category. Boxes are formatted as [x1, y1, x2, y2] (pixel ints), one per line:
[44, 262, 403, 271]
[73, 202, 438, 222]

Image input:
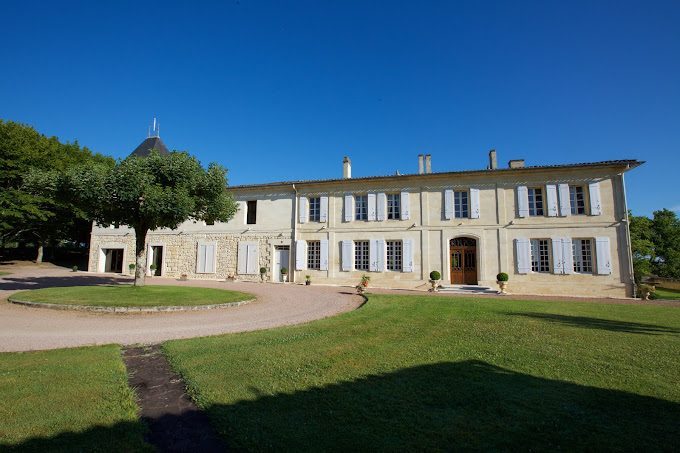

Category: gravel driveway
[0, 264, 363, 352]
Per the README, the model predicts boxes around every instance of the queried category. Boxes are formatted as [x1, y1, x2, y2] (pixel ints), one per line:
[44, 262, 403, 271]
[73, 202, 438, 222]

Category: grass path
[165, 294, 680, 451]
[656, 286, 680, 300]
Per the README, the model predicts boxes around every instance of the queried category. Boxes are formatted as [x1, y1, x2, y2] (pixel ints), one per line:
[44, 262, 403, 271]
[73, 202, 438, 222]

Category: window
[309, 197, 321, 222]
[454, 191, 469, 218]
[572, 239, 593, 273]
[530, 239, 551, 272]
[386, 240, 402, 271]
[570, 186, 586, 215]
[354, 240, 370, 271]
[387, 194, 401, 220]
[246, 200, 257, 224]
[307, 240, 321, 269]
[528, 188, 544, 216]
[355, 195, 368, 221]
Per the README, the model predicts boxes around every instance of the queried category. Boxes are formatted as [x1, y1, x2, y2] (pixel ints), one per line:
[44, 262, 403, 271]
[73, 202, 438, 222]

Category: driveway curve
[0, 265, 363, 352]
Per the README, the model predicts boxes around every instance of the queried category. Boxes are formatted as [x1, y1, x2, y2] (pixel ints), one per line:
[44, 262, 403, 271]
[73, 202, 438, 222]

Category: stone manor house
[89, 133, 642, 298]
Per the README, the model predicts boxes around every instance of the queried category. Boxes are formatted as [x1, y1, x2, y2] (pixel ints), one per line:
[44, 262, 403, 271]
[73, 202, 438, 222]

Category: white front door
[274, 248, 290, 282]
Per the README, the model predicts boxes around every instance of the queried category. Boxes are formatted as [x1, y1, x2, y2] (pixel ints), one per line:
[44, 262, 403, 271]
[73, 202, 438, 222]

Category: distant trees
[629, 209, 680, 281]
[0, 120, 113, 262]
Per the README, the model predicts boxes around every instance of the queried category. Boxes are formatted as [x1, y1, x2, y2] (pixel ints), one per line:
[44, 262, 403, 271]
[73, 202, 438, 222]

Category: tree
[629, 209, 680, 281]
[61, 151, 237, 286]
[629, 211, 654, 283]
[0, 120, 113, 262]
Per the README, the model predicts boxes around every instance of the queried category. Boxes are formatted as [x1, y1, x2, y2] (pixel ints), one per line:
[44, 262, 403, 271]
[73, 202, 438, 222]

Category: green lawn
[165, 294, 680, 451]
[0, 345, 149, 451]
[656, 287, 680, 300]
[10, 285, 254, 308]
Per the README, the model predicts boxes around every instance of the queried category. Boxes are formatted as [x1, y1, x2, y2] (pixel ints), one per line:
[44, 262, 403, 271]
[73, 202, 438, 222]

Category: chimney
[425, 154, 432, 173]
[508, 159, 525, 169]
[488, 149, 498, 170]
[418, 154, 424, 174]
[343, 156, 352, 179]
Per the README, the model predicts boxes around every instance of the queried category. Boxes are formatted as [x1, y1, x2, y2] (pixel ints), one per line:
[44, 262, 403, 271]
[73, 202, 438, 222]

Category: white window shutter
[551, 238, 564, 274]
[546, 185, 558, 217]
[402, 239, 413, 272]
[319, 196, 329, 223]
[237, 242, 248, 274]
[246, 243, 259, 274]
[299, 197, 308, 223]
[344, 194, 353, 222]
[367, 193, 377, 221]
[517, 186, 529, 218]
[196, 244, 206, 273]
[376, 239, 386, 271]
[561, 237, 574, 274]
[400, 191, 410, 220]
[238, 201, 247, 223]
[589, 182, 602, 215]
[341, 240, 353, 271]
[470, 188, 480, 219]
[596, 237, 612, 275]
[515, 238, 531, 274]
[444, 189, 453, 220]
[320, 239, 329, 271]
[295, 240, 307, 271]
[369, 240, 379, 271]
[377, 193, 386, 221]
[558, 184, 571, 216]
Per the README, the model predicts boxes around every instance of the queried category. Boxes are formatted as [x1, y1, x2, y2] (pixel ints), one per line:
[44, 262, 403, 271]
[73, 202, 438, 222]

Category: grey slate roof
[230, 159, 644, 190]
[129, 137, 170, 158]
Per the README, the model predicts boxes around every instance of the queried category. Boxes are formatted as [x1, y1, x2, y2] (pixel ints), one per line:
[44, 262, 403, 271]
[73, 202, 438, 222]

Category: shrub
[429, 270, 441, 281]
[360, 274, 370, 287]
[129, 263, 136, 271]
[72, 265, 78, 272]
[259, 267, 267, 275]
[280, 267, 288, 274]
[305, 275, 311, 281]
[149, 264, 157, 271]
[496, 272, 509, 282]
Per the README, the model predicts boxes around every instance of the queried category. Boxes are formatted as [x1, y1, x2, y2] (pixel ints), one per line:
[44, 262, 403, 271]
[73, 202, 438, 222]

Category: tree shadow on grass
[510, 312, 680, 335]
[3, 361, 679, 451]
[0, 275, 131, 291]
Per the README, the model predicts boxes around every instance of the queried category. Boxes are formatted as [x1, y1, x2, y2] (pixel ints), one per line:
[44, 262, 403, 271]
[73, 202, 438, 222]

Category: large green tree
[61, 151, 237, 286]
[0, 120, 113, 262]
[629, 209, 680, 281]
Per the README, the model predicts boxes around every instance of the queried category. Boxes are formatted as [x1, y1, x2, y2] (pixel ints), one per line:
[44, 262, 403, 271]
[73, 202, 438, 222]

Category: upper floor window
[354, 240, 370, 271]
[528, 188, 544, 216]
[530, 239, 551, 272]
[307, 240, 321, 269]
[386, 240, 402, 271]
[309, 197, 321, 222]
[572, 238, 593, 273]
[355, 195, 368, 221]
[570, 186, 586, 215]
[387, 194, 401, 220]
[246, 200, 257, 224]
[454, 191, 469, 218]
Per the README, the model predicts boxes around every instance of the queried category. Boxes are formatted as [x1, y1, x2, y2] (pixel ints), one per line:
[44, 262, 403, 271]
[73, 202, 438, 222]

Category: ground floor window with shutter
[530, 239, 551, 272]
[454, 191, 469, 218]
[528, 188, 544, 216]
[572, 239, 593, 273]
[354, 240, 369, 271]
[307, 240, 321, 269]
[386, 240, 402, 271]
[570, 186, 586, 215]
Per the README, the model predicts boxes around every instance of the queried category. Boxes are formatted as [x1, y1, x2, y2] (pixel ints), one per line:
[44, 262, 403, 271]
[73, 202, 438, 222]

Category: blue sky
[1, 0, 678, 216]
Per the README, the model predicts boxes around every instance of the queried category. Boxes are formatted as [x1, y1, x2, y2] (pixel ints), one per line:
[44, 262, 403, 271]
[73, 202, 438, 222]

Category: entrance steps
[437, 284, 500, 295]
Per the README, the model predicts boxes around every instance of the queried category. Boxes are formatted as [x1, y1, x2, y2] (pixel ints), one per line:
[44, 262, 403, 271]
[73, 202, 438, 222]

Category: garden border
[7, 296, 256, 313]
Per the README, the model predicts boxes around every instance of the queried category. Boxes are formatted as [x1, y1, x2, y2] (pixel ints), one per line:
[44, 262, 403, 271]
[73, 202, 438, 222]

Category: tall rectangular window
[246, 200, 257, 224]
[572, 239, 593, 273]
[354, 240, 370, 271]
[309, 197, 321, 222]
[530, 239, 551, 272]
[307, 240, 321, 269]
[570, 186, 586, 215]
[387, 194, 401, 220]
[454, 191, 469, 218]
[386, 240, 402, 271]
[528, 188, 544, 216]
[355, 195, 368, 221]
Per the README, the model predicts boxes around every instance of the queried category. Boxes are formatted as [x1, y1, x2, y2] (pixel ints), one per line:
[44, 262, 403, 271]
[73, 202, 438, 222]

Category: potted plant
[496, 272, 509, 294]
[72, 265, 78, 272]
[129, 263, 136, 275]
[180, 273, 188, 281]
[429, 270, 441, 292]
[305, 275, 311, 286]
[638, 283, 655, 300]
[356, 274, 370, 294]
[149, 263, 157, 276]
[280, 267, 288, 283]
[260, 267, 267, 282]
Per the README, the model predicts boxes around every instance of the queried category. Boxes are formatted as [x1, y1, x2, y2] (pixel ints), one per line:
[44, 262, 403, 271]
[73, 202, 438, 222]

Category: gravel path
[0, 264, 363, 352]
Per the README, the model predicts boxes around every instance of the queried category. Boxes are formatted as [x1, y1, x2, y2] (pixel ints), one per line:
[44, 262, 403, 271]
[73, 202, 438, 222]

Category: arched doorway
[450, 237, 478, 285]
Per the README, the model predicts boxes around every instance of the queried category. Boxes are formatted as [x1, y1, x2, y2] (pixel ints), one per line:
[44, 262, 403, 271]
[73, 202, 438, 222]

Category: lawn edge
[7, 296, 256, 313]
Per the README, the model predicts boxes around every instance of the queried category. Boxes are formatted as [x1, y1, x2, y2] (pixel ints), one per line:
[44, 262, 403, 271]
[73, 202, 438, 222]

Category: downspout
[621, 170, 636, 298]
[292, 183, 298, 284]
